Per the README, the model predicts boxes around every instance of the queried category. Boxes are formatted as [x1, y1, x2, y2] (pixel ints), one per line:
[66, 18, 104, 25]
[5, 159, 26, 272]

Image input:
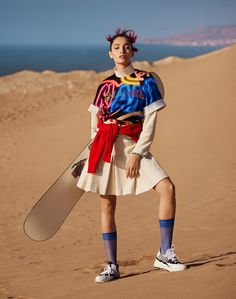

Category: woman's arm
[88, 104, 101, 139]
[131, 71, 166, 158]
[126, 110, 160, 178]
[91, 111, 99, 139]
[88, 81, 103, 139]
[131, 110, 158, 158]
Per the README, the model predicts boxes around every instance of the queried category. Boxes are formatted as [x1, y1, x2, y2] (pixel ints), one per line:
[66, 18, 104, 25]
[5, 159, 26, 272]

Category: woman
[77, 28, 186, 283]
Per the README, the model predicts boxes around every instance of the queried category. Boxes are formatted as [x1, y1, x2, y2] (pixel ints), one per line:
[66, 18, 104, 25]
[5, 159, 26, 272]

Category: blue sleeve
[143, 73, 166, 115]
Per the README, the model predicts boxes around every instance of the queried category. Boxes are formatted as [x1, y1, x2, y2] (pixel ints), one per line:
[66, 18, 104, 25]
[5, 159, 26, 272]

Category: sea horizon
[0, 43, 225, 77]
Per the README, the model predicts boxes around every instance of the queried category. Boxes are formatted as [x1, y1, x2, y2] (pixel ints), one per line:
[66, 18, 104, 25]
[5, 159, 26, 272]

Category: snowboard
[23, 138, 93, 242]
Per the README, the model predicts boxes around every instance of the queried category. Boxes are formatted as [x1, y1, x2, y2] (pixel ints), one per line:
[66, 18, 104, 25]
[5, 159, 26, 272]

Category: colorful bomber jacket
[88, 63, 166, 158]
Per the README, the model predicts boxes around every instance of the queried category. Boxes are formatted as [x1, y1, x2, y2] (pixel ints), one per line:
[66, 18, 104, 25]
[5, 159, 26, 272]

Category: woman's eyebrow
[113, 43, 130, 46]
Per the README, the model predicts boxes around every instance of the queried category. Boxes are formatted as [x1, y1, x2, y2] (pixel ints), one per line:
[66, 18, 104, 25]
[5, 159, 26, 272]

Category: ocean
[0, 44, 225, 77]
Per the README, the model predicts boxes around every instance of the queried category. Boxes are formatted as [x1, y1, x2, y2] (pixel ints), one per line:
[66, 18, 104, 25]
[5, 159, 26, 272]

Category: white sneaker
[153, 244, 187, 272]
[95, 262, 120, 283]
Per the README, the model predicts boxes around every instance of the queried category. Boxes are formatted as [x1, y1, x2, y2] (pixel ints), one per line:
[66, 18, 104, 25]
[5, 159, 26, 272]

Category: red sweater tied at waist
[87, 118, 143, 174]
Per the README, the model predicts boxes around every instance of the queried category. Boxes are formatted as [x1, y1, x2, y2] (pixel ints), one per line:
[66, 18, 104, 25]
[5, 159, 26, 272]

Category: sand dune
[0, 44, 236, 299]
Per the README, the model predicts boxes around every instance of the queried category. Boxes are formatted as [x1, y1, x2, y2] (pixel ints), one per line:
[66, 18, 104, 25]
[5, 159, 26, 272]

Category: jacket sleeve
[90, 111, 99, 139]
[87, 82, 104, 139]
[131, 110, 158, 158]
[131, 72, 166, 157]
[143, 72, 166, 116]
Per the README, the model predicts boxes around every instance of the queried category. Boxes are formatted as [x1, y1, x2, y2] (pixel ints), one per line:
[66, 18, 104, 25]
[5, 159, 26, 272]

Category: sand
[0, 44, 236, 299]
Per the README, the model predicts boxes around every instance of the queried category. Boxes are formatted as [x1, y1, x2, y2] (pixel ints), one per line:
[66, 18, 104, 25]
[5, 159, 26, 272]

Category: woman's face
[109, 36, 134, 66]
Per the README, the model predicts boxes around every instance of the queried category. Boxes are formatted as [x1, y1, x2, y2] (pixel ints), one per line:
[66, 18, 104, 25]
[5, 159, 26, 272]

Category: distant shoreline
[0, 44, 225, 77]
[141, 41, 236, 46]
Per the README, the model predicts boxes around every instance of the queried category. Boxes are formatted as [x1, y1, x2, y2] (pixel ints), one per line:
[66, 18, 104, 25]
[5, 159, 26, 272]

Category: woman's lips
[119, 54, 126, 58]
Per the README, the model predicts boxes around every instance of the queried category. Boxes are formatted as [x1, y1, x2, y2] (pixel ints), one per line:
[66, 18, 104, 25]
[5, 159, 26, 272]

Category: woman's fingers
[126, 166, 138, 178]
[125, 156, 140, 178]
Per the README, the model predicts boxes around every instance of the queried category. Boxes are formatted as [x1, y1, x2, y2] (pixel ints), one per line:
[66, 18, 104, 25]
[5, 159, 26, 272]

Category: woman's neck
[114, 63, 135, 78]
[114, 62, 132, 72]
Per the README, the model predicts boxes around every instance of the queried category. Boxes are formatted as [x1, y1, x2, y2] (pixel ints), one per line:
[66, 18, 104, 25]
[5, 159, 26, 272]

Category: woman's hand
[125, 154, 141, 179]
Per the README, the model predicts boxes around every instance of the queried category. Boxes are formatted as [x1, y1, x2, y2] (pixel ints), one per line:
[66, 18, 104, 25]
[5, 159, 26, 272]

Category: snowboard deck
[23, 138, 93, 241]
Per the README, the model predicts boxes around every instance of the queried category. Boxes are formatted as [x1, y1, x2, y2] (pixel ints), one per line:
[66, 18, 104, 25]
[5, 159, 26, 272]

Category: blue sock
[102, 231, 117, 265]
[159, 218, 175, 255]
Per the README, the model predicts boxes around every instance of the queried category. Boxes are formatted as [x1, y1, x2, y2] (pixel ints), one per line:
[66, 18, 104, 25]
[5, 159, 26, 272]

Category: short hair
[106, 27, 138, 52]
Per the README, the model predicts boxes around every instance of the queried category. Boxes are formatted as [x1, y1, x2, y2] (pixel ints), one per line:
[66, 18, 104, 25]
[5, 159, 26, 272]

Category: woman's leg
[153, 177, 176, 219]
[100, 194, 117, 232]
[153, 177, 176, 254]
[100, 194, 117, 265]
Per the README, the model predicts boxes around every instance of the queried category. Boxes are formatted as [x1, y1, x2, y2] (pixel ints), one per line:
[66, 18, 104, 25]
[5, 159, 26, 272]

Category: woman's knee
[153, 177, 175, 197]
[100, 195, 117, 214]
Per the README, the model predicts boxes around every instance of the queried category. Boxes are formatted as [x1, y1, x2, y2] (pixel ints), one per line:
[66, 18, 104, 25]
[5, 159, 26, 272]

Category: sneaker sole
[95, 276, 120, 283]
[153, 259, 186, 272]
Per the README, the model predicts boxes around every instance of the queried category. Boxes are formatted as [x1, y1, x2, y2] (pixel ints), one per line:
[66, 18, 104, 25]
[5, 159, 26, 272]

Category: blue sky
[0, 0, 235, 45]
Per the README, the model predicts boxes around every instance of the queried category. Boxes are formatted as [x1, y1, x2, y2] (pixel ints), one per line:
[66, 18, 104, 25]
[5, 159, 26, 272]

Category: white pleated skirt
[76, 134, 169, 196]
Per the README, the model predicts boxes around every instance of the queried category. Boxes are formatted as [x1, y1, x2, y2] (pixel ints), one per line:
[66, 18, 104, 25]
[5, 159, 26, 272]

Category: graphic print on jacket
[92, 69, 163, 123]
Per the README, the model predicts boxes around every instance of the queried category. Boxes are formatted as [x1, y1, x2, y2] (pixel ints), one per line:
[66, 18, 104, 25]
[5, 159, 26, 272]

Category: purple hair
[106, 27, 138, 52]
